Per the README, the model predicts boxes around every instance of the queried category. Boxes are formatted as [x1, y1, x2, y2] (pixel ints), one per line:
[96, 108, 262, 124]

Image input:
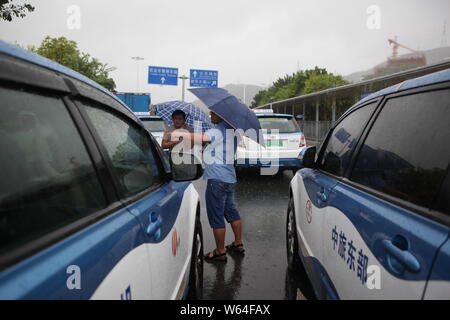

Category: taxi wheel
[187, 216, 204, 300]
[286, 198, 302, 272]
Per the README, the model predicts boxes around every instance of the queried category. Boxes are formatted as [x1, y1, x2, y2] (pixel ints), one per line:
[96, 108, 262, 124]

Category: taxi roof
[256, 113, 294, 118]
[351, 67, 450, 111]
[0, 40, 129, 110]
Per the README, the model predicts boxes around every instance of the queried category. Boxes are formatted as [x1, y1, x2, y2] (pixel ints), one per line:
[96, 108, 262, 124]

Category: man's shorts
[205, 179, 241, 229]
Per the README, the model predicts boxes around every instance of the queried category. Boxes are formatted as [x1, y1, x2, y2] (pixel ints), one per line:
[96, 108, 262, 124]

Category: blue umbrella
[154, 100, 212, 132]
[188, 88, 265, 145]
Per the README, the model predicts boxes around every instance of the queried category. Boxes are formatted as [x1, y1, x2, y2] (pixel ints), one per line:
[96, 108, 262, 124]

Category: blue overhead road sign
[148, 66, 178, 86]
[190, 69, 218, 87]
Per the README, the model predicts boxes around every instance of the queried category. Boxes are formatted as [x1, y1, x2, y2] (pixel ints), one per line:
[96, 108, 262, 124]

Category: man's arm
[161, 137, 181, 149]
[161, 127, 183, 150]
[169, 131, 210, 144]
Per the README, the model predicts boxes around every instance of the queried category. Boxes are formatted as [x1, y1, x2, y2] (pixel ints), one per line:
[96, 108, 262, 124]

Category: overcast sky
[1, 0, 449, 103]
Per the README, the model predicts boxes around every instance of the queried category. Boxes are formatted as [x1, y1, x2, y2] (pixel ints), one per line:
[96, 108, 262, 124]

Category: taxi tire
[286, 198, 302, 273]
[187, 216, 203, 300]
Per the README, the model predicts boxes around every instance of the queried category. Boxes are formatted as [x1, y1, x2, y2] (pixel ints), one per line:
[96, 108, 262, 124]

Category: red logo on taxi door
[172, 228, 181, 256]
[306, 200, 312, 224]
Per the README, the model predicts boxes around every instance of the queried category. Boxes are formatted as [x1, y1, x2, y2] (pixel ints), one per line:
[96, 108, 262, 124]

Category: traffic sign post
[148, 66, 178, 86]
[148, 66, 218, 100]
[189, 69, 218, 87]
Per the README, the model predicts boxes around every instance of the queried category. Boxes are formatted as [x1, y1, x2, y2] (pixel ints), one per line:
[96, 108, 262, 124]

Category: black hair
[172, 109, 186, 119]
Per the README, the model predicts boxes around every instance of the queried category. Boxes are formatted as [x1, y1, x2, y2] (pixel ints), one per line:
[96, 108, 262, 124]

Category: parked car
[134, 112, 167, 146]
[287, 68, 450, 299]
[0, 40, 204, 300]
[235, 110, 306, 173]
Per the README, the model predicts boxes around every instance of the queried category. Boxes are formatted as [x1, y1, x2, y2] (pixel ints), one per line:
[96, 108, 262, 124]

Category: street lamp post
[269, 96, 274, 110]
[131, 56, 144, 92]
[179, 75, 189, 102]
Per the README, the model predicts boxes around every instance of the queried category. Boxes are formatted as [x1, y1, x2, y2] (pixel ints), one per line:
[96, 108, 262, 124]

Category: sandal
[226, 242, 245, 254]
[204, 249, 227, 263]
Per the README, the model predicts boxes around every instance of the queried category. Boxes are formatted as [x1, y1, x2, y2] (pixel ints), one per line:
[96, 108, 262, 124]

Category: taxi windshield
[258, 117, 300, 133]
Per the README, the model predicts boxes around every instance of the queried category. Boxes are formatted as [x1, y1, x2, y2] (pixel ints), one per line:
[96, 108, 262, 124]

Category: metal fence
[302, 121, 332, 145]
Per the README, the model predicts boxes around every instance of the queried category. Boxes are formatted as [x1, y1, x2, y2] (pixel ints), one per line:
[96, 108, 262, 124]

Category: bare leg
[212, 228, 226, 254]
[230, 220, 242, 245]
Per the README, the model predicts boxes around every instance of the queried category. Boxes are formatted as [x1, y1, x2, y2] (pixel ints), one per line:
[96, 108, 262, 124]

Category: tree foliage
[31, 36, 116, 91]
[0, 0, 34, 21]
[250, 67, 349, 108]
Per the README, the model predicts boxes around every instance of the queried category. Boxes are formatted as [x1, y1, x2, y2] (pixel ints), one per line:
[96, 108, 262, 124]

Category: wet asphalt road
[193, 169, 315, 300]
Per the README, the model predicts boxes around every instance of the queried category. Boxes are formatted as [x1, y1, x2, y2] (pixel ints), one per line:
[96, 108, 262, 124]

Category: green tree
[32, 36, 116, 91]
[303, 73, 348, 95]
[0, 0, 34, 21]
[250, 67, 348, 108]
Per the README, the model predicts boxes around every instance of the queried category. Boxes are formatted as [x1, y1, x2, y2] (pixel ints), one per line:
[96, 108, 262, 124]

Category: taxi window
[141, 119, 167, 132]
[350, 90, 450, 212]
[0, 86, 107, 257]
[82, 102, 165, 198]
[258, 117, 300, 133]
[319, 103, 377, 177]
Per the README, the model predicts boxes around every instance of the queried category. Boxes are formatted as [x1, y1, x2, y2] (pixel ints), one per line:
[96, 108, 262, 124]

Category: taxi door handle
[147, 211, 162, 241]
[382, 239, 421, 273]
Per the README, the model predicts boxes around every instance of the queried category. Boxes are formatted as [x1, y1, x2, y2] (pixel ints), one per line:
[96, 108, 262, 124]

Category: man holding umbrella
[171, 110, 244, 262]
[169, 88, 264, 263]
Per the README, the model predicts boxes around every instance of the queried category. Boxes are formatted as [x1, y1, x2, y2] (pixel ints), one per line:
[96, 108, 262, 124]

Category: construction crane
[388, 36, 420, 59]
[386, 36, 426, 66]
[371, 36, 427, 77]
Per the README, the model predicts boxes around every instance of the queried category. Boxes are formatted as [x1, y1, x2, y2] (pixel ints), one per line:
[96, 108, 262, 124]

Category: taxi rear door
[325, 90, 450, 299]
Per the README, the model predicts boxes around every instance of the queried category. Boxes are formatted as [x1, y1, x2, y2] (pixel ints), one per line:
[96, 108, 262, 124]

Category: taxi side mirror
[170, 152, 203, 182]
[302, 146, 317, 169]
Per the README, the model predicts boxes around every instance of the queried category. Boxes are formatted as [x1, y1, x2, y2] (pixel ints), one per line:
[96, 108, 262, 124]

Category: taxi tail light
[238, 141, 246, 149]
[300, 135, 306, 148]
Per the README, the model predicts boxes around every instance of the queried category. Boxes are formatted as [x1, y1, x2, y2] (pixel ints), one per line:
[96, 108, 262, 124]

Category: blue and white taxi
[0, 41, 204, 300]
[235, 109, 306, 173]
[287, 68, 450, 299]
